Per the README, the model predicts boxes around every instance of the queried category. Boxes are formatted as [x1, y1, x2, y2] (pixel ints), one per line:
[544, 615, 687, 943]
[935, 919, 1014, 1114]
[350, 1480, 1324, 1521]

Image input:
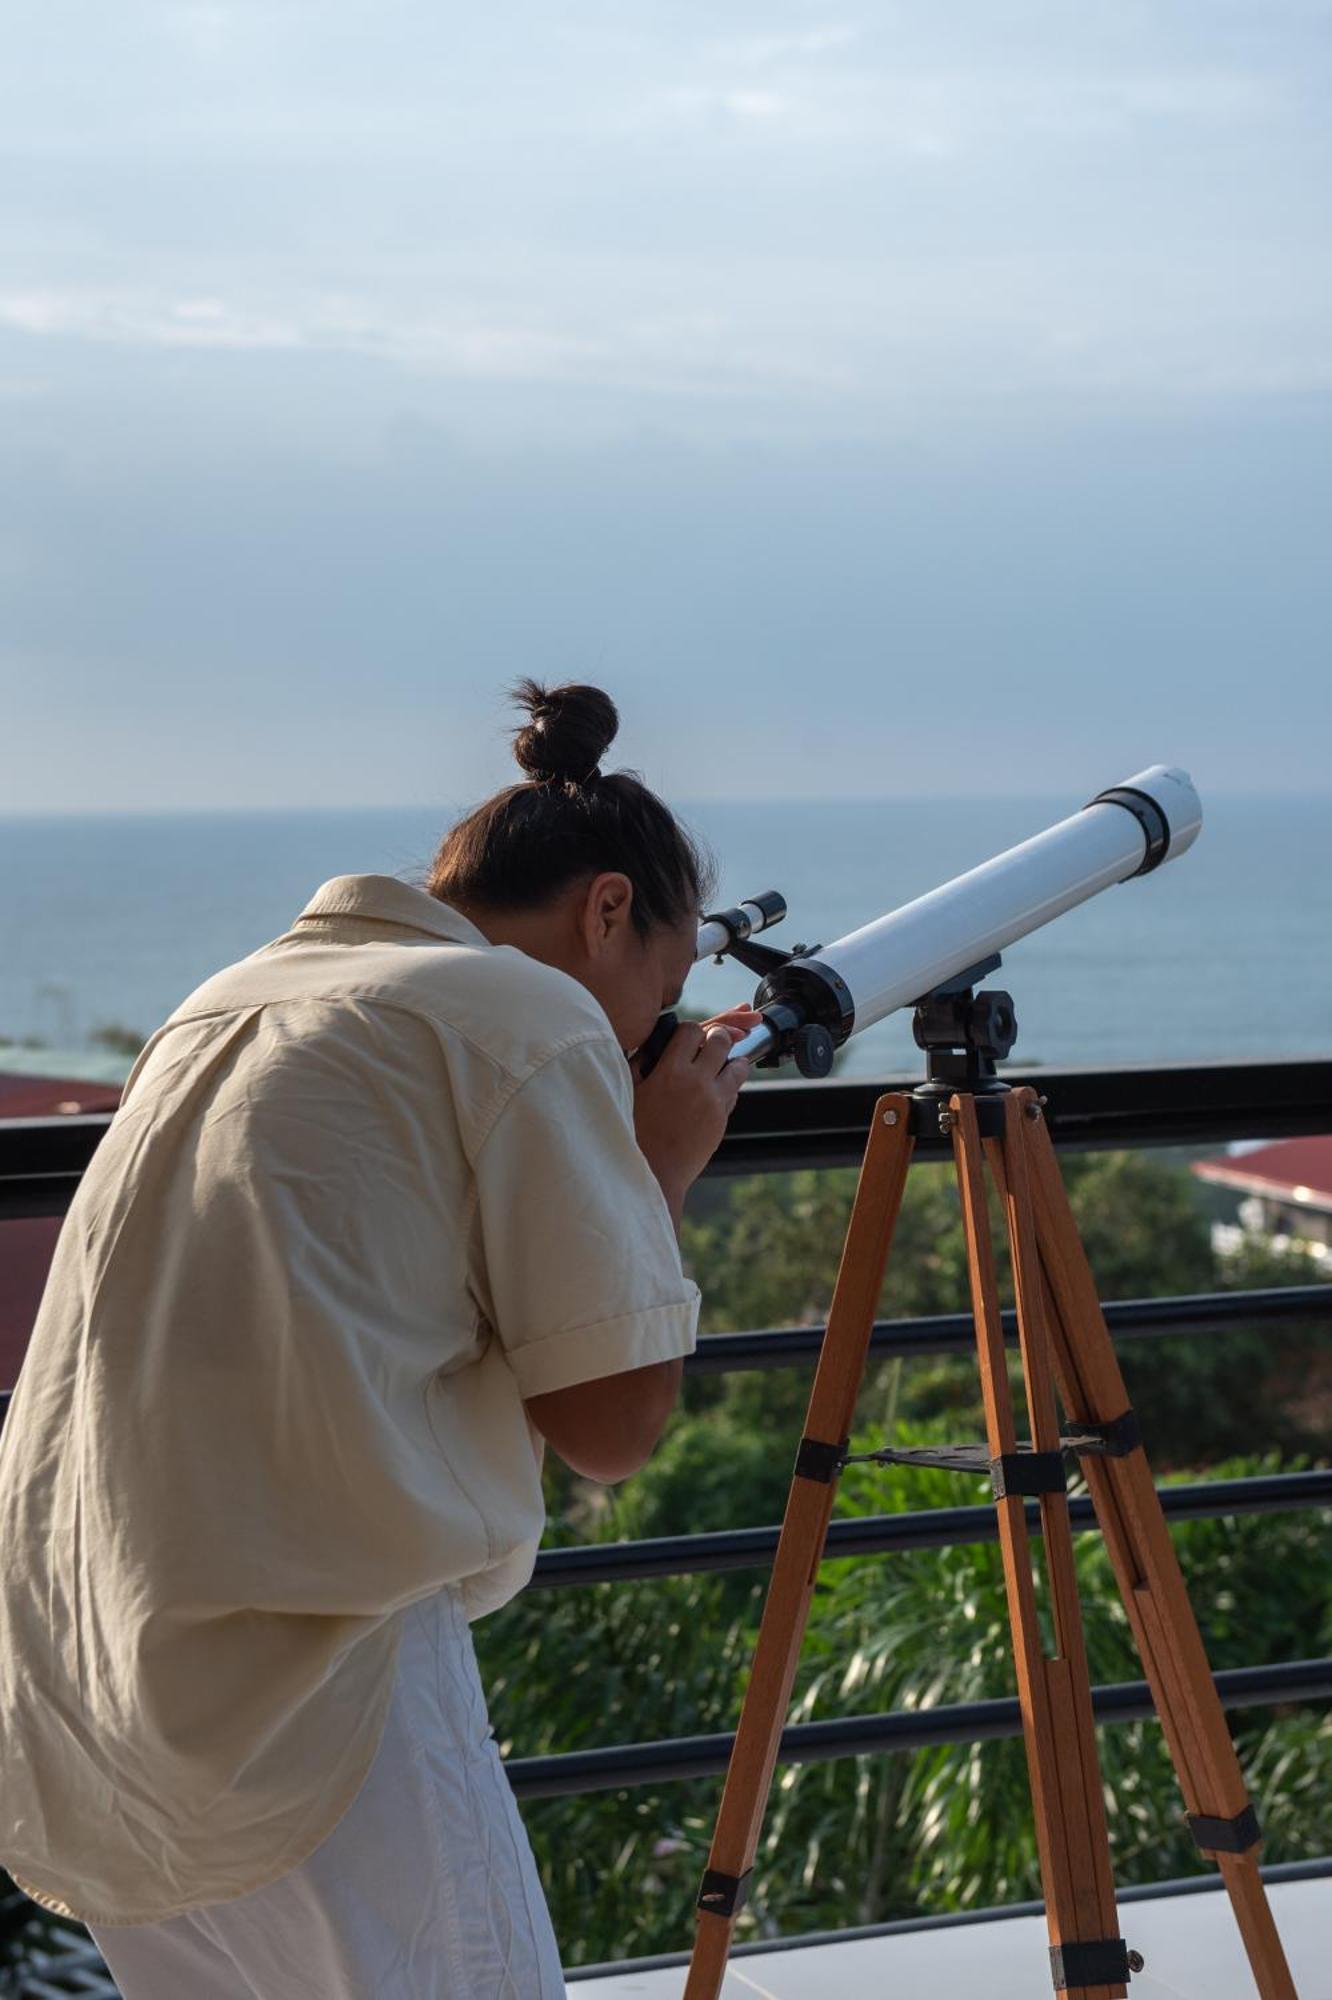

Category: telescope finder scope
[696, 891, 787, 962]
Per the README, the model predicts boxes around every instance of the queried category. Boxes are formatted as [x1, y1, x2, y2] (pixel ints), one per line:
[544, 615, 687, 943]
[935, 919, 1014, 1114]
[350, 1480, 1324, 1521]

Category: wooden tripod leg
[683, 1094, 914, 2000]
[1014, 1091, 1299, 2000]
[954, 1096, 1125, 2000]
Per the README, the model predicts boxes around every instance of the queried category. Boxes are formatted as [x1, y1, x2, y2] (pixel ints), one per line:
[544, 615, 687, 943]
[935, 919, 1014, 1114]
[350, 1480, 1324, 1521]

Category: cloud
[5, 233, 1330, 416]
[0, 2, 1327, 433]
[0, 284, 850, 401]
[720, 88, 788, 120]
[659, 85, 790, 126]
[164, 4, 234, 61]
[0, 291, 304, 351]
[708, 26, 860, 67]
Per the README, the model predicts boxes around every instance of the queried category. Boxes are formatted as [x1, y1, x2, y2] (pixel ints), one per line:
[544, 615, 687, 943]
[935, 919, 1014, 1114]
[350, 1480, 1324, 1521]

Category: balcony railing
[5, 1057, 1332, 1217]
[2, 1057, 1330, 1979]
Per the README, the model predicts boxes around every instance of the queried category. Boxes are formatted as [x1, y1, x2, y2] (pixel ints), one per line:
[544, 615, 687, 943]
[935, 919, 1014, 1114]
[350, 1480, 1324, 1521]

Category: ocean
[1, 796, 1329, 1083]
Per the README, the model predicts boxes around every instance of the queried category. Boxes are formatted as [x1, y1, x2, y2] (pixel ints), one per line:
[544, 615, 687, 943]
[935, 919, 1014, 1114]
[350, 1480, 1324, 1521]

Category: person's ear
[578, 872, 636, 956]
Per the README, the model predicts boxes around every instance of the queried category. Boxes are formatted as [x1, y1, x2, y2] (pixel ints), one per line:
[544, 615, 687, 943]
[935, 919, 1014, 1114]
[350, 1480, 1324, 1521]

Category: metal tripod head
[910, 952, 1018, 1113]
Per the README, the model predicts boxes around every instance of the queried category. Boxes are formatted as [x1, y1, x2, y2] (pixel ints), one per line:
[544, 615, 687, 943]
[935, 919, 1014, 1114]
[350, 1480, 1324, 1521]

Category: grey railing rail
[5, 1058, 1332, 1215]
[506, 1659, 1332, 1798]
[525, 1469, 1332, 1587]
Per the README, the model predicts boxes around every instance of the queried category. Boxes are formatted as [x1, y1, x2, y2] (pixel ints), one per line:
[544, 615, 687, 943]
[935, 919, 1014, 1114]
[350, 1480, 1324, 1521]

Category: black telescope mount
[909, 954, 1019, 1139]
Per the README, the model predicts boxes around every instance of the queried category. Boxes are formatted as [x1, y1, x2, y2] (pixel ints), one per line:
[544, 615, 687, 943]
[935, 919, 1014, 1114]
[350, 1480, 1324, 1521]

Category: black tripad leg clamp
[697, 1866, 753, 1917]
[990, 1449, 1066, 1498]
[1189, 1804, 1261, 1853]
[794, 1435, 848, 1483]
[1049, 1936, 1132, 1987]
[1064, 1408, 1143, 1458]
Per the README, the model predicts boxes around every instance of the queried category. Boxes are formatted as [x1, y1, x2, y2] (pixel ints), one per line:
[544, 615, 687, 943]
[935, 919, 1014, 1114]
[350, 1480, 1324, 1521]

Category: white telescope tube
[729, 766, 1202, 1068]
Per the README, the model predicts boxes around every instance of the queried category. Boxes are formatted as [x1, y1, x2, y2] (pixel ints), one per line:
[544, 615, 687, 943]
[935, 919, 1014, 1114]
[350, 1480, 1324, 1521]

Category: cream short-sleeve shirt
[0, 875, 699, 1924]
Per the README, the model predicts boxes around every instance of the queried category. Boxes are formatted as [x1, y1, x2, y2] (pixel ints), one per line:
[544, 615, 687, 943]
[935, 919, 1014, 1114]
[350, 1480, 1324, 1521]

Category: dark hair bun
[510, 678, 619, 785]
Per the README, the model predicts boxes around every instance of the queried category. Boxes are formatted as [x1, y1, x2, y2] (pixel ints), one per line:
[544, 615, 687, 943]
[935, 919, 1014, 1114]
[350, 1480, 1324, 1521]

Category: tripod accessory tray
[849, 1408, 1145, 1501]
[860, 1440, 1067, 1497]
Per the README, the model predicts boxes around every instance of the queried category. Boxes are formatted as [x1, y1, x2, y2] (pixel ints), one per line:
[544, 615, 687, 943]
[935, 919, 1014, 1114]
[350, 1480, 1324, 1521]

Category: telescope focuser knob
[793, 1024, 836, 1078]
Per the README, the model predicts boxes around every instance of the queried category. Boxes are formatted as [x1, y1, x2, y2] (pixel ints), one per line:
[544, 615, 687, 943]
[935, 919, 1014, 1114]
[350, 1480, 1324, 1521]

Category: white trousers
[90, 1585, 568, 1998]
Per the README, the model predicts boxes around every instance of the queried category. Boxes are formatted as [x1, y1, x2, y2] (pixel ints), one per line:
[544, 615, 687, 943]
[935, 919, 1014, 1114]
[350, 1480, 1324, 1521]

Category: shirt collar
[294, 875, 492, 950]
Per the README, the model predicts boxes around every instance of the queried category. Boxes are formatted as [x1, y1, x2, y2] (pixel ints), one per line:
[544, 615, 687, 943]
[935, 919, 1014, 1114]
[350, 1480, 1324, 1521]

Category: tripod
[684, 971, 1297, 2000]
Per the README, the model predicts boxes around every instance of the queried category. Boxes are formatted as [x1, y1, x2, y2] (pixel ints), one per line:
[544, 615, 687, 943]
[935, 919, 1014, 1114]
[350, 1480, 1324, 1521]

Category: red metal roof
[1192, 1134, 1332, 1211]
[1, 1217, 64, 1389]
[1, 1073, 121, 1387]
[0, 1074, 122, 1118]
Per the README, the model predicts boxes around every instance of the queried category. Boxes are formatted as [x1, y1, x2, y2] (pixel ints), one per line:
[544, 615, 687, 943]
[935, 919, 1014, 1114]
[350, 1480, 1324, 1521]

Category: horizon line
[3, 788, 1330, 822]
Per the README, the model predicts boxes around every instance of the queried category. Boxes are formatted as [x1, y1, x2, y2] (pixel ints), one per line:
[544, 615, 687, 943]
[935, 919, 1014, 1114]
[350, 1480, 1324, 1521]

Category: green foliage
[481, 1421, 1332, 1962]
[0, 1875, 31, 1976]
[681, 1162, 977, 1442]
[768, 1432, 1332, 1920]
[0, 1875, 64, 1989]
[87, 1020, 147, 1057]
[683, 1150, 1332, 1463]
[682, 1161, 974, 1334]
[600, 1405, 797, 1585]
[1059, 1150, 1215, 1301]
[473, 1557, 769, 1960]
[477, 1147, 1331, 1966]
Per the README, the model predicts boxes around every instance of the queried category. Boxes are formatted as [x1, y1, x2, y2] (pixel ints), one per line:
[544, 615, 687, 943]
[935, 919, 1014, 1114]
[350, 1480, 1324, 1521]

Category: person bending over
[0, 679, 757, 1998]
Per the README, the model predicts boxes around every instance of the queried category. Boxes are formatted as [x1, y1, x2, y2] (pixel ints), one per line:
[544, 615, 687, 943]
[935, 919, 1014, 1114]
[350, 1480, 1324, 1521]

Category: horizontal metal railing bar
[712, 1058, 1332, 1174]
[504, 1657, 1332, 1797]
[686, 1285, 1332, 1374]
[0, 1114, 113, 1219]
[4, 1060, 1332, 1214]
[3, 1289, 1326, 1426]
[528, 1471, 1332, 1586]
[567, 1855, 1332, 1979]
[1, 1385, 1323, 1558]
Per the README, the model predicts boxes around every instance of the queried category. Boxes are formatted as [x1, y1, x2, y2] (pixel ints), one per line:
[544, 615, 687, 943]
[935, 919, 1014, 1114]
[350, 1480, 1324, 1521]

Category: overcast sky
[3, 1, 1330, 810]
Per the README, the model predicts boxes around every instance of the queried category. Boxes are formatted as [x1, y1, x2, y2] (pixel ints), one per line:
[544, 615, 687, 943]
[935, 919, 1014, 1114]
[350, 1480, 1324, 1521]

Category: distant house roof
[1, 1073, 121, 1387]
[1192, 1135, 1332, 1216]
[0, 1043, 133, 1087]
[0, 1072, 122, 1118]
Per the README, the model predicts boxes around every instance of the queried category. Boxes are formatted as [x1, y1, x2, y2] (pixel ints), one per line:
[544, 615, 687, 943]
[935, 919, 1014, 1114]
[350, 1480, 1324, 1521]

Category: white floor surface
[576, 1877, 1331, 1999]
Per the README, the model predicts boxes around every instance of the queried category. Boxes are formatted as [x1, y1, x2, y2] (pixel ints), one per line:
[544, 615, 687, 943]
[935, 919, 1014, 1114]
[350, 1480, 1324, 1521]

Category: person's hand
[631, 1012, 758, 1224]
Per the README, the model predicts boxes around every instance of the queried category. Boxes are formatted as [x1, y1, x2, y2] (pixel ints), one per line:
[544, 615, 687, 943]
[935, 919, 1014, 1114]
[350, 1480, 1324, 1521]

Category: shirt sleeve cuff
[505, 1291, 701, 1399]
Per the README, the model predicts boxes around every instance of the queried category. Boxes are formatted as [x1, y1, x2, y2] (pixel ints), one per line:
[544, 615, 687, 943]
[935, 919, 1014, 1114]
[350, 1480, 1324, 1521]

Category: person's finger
[695, 1024, 736, 1075]
[703, 1006, 763, 1036]
[719, 1056, 751, 1104]
[659, 1021, 704, 1071]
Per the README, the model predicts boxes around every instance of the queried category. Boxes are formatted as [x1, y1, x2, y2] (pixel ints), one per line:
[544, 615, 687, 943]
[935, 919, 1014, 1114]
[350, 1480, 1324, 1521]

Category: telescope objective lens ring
[1085, 786, 1171, 876]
